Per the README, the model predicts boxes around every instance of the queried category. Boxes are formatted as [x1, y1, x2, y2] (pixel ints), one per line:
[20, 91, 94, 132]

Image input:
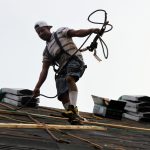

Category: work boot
[62, 105, 86, 125]
[74, 106, 87, 122]
[61, 105, 75, 119]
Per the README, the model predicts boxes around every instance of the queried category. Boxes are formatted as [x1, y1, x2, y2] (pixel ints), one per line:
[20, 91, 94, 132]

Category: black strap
[54, 32, 64, 51]
[53, 32, 71, 73]
[54, 32, 83, 64]
[45, 46, 54, 62]
[53, 32, 71, 58]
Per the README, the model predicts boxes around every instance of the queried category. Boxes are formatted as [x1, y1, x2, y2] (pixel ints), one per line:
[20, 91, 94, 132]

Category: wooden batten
[0, 123, 106, 131]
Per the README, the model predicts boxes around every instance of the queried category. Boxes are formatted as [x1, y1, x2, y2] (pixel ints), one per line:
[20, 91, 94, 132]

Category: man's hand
[32, 88, 40, 98]
[92, 21, 109, 35]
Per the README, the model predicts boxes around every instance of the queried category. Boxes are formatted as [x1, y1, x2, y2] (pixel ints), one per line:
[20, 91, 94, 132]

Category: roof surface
[0, 102, 149, 150]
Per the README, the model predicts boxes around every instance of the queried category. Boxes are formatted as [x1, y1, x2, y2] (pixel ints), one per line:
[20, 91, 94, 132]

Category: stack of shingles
[92, 95, 126, 120]
[92, 95, 109, 117]
[0, 88, 39, 107]
[119, 95, 150, 122]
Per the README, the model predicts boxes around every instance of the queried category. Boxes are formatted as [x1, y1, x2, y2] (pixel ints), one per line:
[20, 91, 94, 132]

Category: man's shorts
[55, 59, 86, 100]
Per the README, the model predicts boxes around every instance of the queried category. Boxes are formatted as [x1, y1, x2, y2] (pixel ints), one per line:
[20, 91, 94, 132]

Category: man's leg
[66, 75, 78, 107]
[59, 92, 71, 110]
[58, 76, 86, 124]
[59, 91, 76, 120]
[66, 75, 87, 122]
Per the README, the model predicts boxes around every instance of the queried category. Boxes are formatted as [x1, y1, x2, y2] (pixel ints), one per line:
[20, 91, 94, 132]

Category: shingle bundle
[92, 95, 108, 117]
[119, 95, 150, 122]
[0, 88, 39, 107]
[92, 95, 126, 120]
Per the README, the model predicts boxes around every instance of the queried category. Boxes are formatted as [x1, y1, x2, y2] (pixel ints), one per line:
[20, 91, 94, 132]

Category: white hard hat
[34, 21, 52, 30]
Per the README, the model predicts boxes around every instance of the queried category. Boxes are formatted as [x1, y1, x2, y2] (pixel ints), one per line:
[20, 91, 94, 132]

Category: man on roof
[33, 21, 101, 124]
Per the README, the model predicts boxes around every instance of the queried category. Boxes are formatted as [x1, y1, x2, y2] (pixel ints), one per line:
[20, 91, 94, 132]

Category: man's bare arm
[67, 28, 101, 37]
[33, 61, 51, 97]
